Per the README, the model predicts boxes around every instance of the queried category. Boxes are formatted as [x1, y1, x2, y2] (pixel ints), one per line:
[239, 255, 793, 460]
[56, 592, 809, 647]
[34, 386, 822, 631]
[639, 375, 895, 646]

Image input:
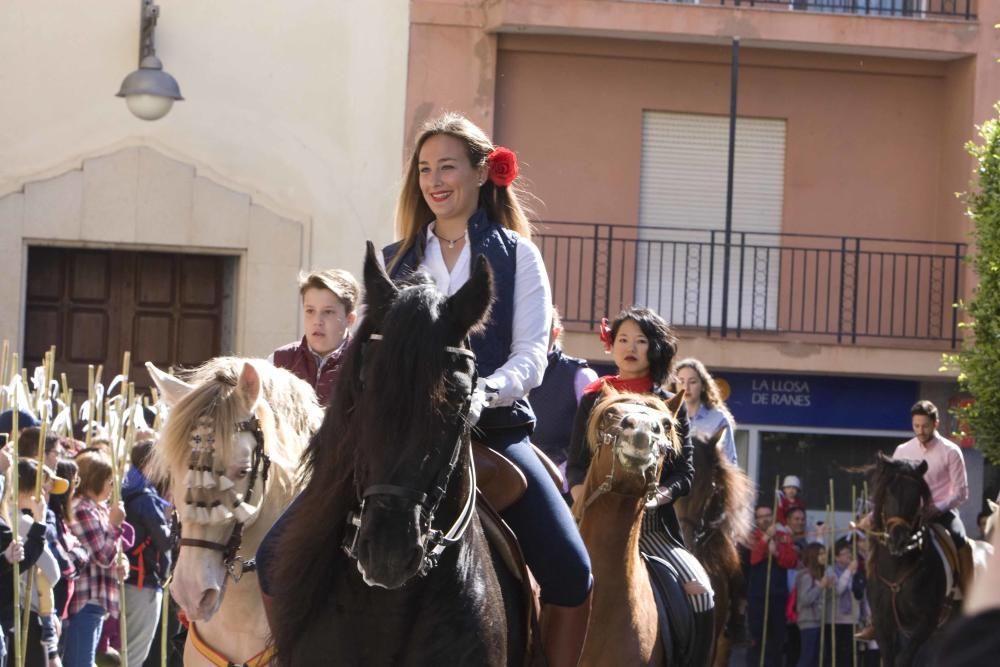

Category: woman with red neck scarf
[567, 306, 694, 548]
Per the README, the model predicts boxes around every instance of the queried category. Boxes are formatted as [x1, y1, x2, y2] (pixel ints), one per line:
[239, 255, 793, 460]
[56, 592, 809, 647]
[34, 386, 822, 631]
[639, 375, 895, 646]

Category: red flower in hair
[487, 147, 519, 187]
[599, 317, 613, 352]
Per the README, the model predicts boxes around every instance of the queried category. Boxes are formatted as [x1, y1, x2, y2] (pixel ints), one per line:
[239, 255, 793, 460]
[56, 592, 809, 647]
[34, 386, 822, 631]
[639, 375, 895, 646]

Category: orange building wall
[494, 36, 965, 245]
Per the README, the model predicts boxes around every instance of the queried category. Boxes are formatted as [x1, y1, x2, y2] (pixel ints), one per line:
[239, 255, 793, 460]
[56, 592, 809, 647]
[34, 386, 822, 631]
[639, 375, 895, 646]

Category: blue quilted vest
[382, 209, 535, 430]
[529, 348, 589, 465]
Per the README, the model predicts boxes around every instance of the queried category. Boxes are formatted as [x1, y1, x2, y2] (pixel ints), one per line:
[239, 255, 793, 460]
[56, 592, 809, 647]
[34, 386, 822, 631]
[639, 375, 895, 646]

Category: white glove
[644, 487, 671, 511]
[468, 378, 501, 425]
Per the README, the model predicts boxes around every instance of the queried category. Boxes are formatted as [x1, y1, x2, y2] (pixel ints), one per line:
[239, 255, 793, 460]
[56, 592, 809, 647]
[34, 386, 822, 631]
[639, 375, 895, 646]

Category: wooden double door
[24, 247, 230, 393]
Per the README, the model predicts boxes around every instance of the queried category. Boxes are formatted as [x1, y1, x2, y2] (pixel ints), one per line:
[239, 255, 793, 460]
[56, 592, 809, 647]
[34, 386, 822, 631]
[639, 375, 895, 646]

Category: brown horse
[572, 388, 681, 667]
[673, 427, 755, 667]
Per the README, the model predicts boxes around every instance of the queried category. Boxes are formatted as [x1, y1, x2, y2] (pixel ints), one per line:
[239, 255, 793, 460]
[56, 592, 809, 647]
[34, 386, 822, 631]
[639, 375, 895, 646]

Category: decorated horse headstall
[342, 333, 479, 580]
[872, 473, 928, 557]
[178, 414, 271, 582]
[581, 402, 671, 513]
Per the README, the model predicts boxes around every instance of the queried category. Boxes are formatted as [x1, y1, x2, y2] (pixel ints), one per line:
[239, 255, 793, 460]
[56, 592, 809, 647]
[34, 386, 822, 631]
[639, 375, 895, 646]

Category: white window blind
[636, 110, 786, 330]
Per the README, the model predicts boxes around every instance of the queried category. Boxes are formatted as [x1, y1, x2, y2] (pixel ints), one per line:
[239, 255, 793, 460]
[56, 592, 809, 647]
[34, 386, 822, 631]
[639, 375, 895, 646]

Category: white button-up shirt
[420, 222, 551, 407]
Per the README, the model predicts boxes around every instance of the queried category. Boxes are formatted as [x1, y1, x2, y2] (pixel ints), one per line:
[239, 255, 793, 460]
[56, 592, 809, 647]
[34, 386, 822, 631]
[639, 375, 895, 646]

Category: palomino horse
[674, 427, 755, 667]
[148, 358, 322, 667]
[572, 388, 686, 667]
[266, 245, 533, 665]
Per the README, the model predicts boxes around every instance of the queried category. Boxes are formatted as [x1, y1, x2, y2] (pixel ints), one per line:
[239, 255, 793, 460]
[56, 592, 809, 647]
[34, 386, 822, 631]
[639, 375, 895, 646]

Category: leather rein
[178, 416, 271, 583]
[341, 333, 479, 580]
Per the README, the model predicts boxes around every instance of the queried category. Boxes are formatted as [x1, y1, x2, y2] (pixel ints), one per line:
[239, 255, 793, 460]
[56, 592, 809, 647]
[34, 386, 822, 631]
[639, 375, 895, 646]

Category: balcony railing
[646, 0, 977, 20]
[534, 221, 967, 348]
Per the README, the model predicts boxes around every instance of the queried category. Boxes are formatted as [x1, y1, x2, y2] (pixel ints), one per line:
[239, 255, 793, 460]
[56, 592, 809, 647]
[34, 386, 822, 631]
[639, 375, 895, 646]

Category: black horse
[266, 244, 528, 665]
[868, 453, 956, 666]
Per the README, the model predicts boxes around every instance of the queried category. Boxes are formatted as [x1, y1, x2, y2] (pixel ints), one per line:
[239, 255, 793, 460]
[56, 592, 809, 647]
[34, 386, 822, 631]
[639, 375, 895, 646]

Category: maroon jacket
[271, 334, 350, 406]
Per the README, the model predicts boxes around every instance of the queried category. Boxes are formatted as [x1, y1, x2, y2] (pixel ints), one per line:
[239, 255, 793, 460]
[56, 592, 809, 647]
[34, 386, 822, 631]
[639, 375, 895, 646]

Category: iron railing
[534, 221, 967, 348]
[647, 0, 977, 20]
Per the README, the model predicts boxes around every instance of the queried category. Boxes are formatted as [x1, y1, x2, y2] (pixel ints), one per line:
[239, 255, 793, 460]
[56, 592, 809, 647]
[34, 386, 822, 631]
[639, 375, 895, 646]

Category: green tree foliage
[946, 104, 1000, 464]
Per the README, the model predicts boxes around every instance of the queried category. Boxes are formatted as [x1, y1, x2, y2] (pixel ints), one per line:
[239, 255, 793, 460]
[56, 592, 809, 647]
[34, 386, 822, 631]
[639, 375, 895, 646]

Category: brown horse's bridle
[178, 416, 271, 583]
[580, 403, 668, 515]
[342, 333, 479, 581]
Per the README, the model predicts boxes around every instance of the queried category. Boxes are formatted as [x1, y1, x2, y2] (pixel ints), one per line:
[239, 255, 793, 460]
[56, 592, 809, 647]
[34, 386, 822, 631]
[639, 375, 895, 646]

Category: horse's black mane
[870, 456, 933, 525]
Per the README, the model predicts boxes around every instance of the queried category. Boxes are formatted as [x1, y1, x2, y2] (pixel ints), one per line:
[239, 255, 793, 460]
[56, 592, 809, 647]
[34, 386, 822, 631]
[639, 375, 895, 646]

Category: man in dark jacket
[270, 269, 361, 406]
[122, 440, 173, 665]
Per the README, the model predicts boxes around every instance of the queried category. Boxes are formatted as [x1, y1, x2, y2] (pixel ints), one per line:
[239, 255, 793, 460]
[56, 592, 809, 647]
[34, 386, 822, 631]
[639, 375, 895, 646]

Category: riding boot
[540, 590, 593, 667]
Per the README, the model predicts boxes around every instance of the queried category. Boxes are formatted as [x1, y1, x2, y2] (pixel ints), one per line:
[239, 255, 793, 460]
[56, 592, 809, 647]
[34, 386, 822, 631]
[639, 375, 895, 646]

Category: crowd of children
[0, 411, 173, 667]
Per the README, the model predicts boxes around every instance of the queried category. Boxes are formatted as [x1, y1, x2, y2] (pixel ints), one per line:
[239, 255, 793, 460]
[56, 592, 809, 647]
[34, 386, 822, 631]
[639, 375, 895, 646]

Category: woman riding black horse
[381, 113, 592, 667]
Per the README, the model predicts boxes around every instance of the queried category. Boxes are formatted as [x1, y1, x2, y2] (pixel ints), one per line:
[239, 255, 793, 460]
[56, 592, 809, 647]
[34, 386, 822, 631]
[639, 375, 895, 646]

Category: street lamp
[116, 0, 183, 121]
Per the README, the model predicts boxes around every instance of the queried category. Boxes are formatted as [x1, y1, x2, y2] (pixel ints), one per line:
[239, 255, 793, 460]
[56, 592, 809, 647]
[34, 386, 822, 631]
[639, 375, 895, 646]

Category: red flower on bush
[487, 147, 519, 187]
[599, 317, 613, 352]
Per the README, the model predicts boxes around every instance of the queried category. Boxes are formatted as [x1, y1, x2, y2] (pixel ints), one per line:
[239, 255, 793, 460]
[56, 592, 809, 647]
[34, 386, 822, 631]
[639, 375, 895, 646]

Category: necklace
[433, 228, 465, 249]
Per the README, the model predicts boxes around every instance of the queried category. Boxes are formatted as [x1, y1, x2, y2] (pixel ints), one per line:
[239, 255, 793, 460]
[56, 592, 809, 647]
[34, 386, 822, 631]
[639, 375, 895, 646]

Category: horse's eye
[238, 468, 251, 479]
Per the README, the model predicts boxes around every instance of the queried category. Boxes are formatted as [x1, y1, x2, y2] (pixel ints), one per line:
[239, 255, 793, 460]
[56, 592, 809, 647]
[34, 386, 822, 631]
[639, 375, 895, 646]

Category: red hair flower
[487, 147, 519, 187]
[599, 317, 613, 352]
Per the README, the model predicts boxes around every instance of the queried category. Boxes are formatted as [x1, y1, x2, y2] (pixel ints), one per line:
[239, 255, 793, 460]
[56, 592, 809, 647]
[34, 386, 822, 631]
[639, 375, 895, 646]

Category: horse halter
[581, 403, 669, 513]
[178, 415, 271, 583]
[342, 333, 479, 581]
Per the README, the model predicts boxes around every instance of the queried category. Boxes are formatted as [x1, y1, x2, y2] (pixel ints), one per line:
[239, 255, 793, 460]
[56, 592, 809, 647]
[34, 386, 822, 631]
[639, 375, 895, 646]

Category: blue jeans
[64, 603, 106, 667]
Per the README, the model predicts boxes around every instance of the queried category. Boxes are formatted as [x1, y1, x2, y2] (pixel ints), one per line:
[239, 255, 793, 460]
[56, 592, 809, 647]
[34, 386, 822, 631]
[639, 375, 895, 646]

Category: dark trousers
[747, 594, 787, 667]
[487, 425, 593, 607]
[822, 624, 856, 665]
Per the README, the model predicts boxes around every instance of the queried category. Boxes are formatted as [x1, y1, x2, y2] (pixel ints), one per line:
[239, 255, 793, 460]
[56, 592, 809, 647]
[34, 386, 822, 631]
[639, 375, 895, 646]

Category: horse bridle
[178, 416, 271, 583]
[342, 333, 479, 579]
[580, 403, 668, 515]
[872, 473, 927, 557]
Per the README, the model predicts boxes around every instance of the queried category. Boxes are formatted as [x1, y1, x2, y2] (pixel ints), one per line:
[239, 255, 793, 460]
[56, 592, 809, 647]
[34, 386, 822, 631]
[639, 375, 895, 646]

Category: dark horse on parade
[266, 244, 535, 665]
[866, 453, 961, 666]
[673, 427, 755, 667]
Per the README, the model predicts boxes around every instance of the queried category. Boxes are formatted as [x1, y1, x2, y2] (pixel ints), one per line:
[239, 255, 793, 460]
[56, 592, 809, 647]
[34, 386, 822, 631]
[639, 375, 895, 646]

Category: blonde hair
[675, 358, 734, 421]
[298, 269, 361, 315]
[389, 113, 533, 272]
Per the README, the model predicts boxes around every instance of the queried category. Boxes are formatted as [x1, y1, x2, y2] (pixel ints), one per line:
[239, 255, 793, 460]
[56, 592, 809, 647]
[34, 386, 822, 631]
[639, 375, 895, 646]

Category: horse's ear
[145, 362, 193, 408]
[876, 451, 893, 465]
[236, 362, 263, 414]
[989, 499, 999, 513]
[916, 459, 928, 476]
[443, 255, 494, 343]
[665, 390, 685, 420]
[709, 423, 728, 450]
[363, 241, 399, 329]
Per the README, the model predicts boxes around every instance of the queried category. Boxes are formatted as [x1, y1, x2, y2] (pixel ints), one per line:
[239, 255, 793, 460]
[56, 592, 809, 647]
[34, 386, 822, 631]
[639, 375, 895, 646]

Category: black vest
[529, 348, 589, 465]
[382, 209, 535, 430]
